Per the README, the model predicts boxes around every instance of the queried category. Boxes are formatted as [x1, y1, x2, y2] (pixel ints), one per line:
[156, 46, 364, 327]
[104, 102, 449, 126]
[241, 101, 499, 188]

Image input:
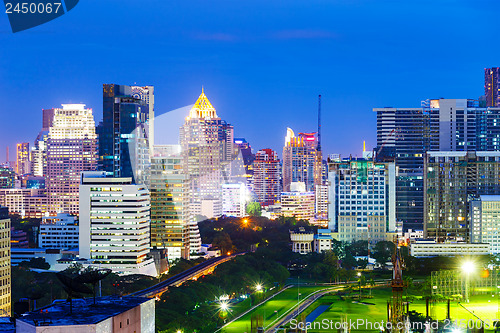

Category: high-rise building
[0, 167, 15, 189]
[0, 188, 48, 218]
[42, 108, 56, 131]
[99, 84, 154, 186]
[424, 151, 500, 242]
[16, 143, 31, 175]
[281, 182, 316, 223]
[234, 138, 255, 190]
[282, 128, 321, 192]
[253, 149, 281, 206]
[46, 104, 97, 215]
[150, 145, 191, 263]
[375, 98, 500, 231]
[222, 183, 247, 217]
[328, 157, 396, 244]
[39, 213, 78, 250]
[79, 171, 156, 276]
[0, 206, 11, 317]
[31, 130, 49, 177]
[485, 67, 500, 107]
[470, 195, 500, 253]
[180, 89, 233, 220]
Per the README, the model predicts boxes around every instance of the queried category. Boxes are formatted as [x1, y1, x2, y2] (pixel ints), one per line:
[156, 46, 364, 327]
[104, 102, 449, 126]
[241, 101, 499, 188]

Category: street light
[461, 261, 475, 303]
[357, 272, 362, 300]
[256, 283, 263, 292]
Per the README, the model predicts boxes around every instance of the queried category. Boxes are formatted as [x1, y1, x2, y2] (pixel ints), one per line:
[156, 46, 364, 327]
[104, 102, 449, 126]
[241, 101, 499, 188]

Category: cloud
[271, 29, 339, 40]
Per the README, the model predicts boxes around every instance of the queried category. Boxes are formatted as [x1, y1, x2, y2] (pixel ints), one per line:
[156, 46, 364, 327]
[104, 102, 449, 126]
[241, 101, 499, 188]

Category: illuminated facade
[79, 171, 156, 276]
[281, 183, 315, 223]
[424, 152, 500, 242]
[0, 206, 11, 317]
[234, 138, 255, 190]
[99, 84, 154, 186]
[180, 89, 233, 224]
[485, 67, 500, 107]
[31, 130, 49, 177]
[222, 183, 247, 217]
[16, 143, 30, 175]
[0, 167, 15, 189]
[282, 128, 321, 192]
[253, 149, 281, 206]
[0, 189, 48, 218]
[46, 104, 97, 215]
[470, 196, 500, 254]
[150, 145, 191, 262]
[328, 157, 396, 244]
[39, 213, 78, 250]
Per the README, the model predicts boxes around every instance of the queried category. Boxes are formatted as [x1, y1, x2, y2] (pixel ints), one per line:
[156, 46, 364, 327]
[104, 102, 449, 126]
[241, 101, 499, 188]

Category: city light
[462, 261, 475, 274]
[357, 272, 362, 277]
[255, 283, 263, 292]
[219, 301, 229, 312]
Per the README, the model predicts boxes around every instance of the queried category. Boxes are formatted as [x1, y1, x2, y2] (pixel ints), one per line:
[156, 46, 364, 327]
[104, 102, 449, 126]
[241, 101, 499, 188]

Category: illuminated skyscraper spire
[188, 87, 218, 119]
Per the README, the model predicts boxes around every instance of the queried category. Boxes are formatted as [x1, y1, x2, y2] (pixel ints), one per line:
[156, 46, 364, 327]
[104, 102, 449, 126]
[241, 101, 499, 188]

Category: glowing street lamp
[357, 272, 362, 300]
[256, 283, 263, 292]
[462, 261, 475, 303]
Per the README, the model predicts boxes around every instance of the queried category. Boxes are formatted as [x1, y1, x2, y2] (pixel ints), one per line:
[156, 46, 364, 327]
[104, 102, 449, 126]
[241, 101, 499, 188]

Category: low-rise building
[410, 240, 490, 257]
[222, 183, 247, 217]
[39, 213, 79, 250]
[16, 296, 155, 333]
[281, 182, 315, 223]
[290, 228, 315, 254]
[314, 229, 333, 252]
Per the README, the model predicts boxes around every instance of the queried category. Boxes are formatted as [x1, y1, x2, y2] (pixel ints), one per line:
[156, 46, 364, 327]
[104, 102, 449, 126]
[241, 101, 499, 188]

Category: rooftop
[17, 296, 151, 327]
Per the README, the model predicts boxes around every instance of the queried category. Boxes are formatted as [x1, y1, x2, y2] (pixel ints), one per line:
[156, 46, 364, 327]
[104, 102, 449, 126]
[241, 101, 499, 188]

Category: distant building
[16, 296, 155, 333]
[424, 152, 500, 242]
[47, 104, 98, 215]
[485, 67, 500, 107]
[222, 183, 247, 217]
[39, 213, 78, 250]
[150, 145, 191, 263]
[281, 182, 315, 223]
[314, 229, 333, 253]
[16, 142, 31, 175]
[0, 166, 15, 189]
[410, 240, 490, 257]
[282, 128, 321, 192]
[98, 84, 154, 186]
[10, 227, 28, 248]
[0, 206, 11, 317]
[290, 228, 315, 254]
[0, 189, 48, 218]
[470, 195, 500, 254]
[233, 138, 255, 190]
[315, 184, 329, 226]
[79, 171, 156, 276]
[253, 149, 281, 206]
[328, 157, 396, 244]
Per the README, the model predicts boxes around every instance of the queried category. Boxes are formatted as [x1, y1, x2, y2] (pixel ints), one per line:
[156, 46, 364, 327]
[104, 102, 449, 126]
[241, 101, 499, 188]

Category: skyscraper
[179, 89, 233, 221]
[99, 84, 154, 186]
[485, 67, 500, 107]
[0, 206, 11, 317]
[16, 142, 30, 175]
[424, 151, 500, 242]
[253, 148, 281, 206]
[150, 145, 191, 262]
[79, 171, 156, 276]
[46, 104, 97, 215]
[282, 128, 321, 192]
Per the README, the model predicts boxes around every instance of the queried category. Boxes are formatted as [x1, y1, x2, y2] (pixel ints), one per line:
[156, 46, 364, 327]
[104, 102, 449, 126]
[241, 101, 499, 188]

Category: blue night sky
[0, 0, 498, 160]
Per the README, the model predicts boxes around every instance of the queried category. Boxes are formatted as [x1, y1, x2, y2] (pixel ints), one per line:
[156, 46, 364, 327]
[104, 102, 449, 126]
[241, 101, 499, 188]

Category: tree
[246, 202, 262, 217]
[372, 241, 395, 268]
[212, 232, 234, 254]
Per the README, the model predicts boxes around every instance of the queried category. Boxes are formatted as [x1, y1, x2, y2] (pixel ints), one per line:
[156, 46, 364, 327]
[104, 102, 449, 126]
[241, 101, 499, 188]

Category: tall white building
[222, 183, 247, 217]
[471, 195, 500, 254]
[328, 157, 396, 244]
[39, 213, 79, 250]
[47, 104, 98, 215]
[79, 172, 156, 276]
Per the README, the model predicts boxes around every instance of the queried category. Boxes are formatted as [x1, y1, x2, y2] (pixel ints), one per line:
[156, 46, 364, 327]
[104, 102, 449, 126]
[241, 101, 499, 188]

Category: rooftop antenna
[317, 95, 321, 152]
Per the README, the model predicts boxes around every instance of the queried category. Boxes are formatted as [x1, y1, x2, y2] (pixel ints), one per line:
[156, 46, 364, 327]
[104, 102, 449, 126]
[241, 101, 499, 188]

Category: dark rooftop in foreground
[17, 296, 151, 327]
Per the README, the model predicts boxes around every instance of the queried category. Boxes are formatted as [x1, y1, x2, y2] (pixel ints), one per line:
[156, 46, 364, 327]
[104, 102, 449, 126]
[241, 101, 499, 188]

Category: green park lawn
[222, 285, 329, 333]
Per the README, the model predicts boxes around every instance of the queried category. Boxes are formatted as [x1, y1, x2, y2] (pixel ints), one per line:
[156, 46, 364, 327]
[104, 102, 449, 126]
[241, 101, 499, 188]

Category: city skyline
[1, 0, 499, 158]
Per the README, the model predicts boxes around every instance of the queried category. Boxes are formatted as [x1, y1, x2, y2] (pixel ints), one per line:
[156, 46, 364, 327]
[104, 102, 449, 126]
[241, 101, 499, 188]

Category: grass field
[221, 285, 329, 333]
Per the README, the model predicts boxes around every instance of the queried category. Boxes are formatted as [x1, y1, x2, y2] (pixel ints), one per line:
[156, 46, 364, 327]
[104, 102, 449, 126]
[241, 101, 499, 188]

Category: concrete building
[315, 184, 329, 226]
[424, 151, 500, 242]
[222, 183, 247, 217]
[47, 104, 98, 215]
[328, 157, 396, 244]
[485, 67, 500, 107]
[79, 172, 156, 276]
[0, 206, 11, 317]
[0, 189, 48, 218]
[290, 228, 314, 254]
[16, 296, 155, 333]
[253, 148, 281, 206]
[470, 195, 500, 254]
[0, 166, 15, 189]
[281, 182, 315, 223]
[150, 145, 190, 263]
[39, 213, 78, 250]
[314, 229, 333, 253]
[410, 240, 490, 258]
[282, 128, 321, 192]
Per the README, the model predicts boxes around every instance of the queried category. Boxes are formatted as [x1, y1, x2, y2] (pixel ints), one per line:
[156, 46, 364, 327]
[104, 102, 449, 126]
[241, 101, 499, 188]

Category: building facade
[222, 183, 247, 217]
[470, 195, 500, 254]
[0, 167, 15, 189]
[46, 104, 98, 215]
[16, 142, 30, 175]
[281, 182, 315, 223]
[485, 67, 500, 107]
[99, 84, 154, 186]
[39, 213, 78, 250]
[328, 157, 396, 243]
[0, 189, 48, 218]
[0, 207, 11, 317]
[424, 152, 500, 242]
[79, 172, 156, 276]
[253, 149, 281, 206]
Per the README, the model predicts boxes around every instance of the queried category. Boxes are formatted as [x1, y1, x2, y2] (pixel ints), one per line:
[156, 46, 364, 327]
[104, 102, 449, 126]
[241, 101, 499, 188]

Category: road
[130, 253, 244, 297]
